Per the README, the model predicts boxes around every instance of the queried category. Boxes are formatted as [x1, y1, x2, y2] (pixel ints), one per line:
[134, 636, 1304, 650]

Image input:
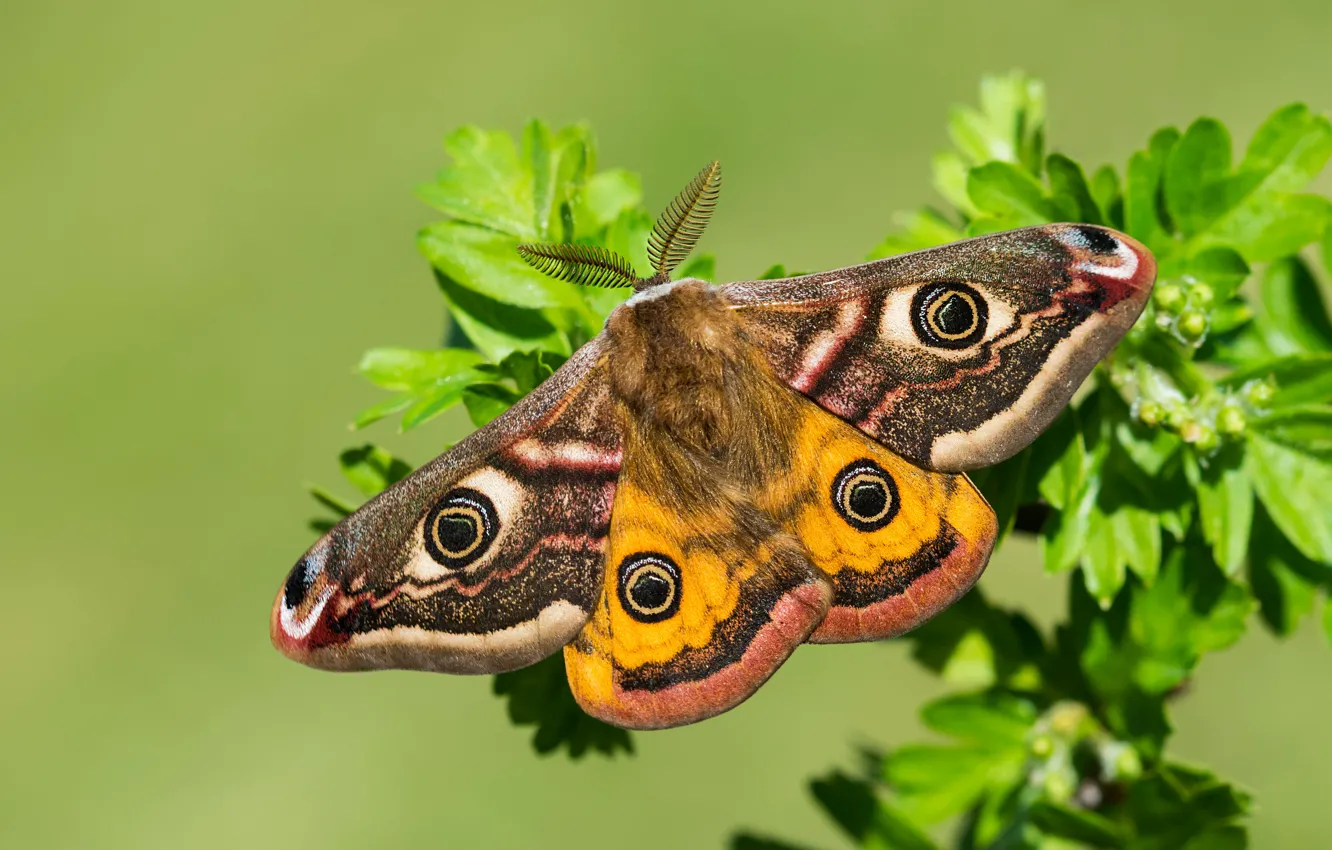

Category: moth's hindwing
[723, 224, 1156, 472]
[270, 339, 624, 675]
[563, 408, 833, 730]
[757, 394, 997, 642]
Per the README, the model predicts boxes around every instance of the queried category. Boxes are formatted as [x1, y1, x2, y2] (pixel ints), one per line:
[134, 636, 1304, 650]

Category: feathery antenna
[646, 160, 721, 285]
[515, 243, 638, 289]
[516, 160, 722, 292]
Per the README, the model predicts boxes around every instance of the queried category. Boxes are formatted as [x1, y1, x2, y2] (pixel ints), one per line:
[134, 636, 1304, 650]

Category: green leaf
[868, 804, 940, 850]
[1082, 504, 1129, 603]
[1241, 103, 1332, 192]
[808, 772, 879, 844]
[526, 121, 595, 240]
[1181, 825, 1248, 850]
[1041, 475, 1096, 575]
[1028, 800, 1124, 847]
[1220, 352, 1332, 407]
[1256, 256, 1332, 354]
[492, 654, 632, 758]
[1195, 444, 1254, 575]
[462, 382, 521, 427]
[1114, 504, 1163, 584]
[1181, 104, 1332, 261]
[968, 448, 1031, 542]
[524, 120, 560, 239]
[904, 590, 1045, 689]
[351, 393, 414, 429]
[883, 744, 1008, 824]
[1212, 193, 1332, 262]
[1082, 545, 1252, 698]
[1247, 433, 1332, 562]
[1249, 406, 1332, 459]
[488, 348, 565, 393]
[572, 168, 642, 232]
[1124, 764, 1252, 848]
[868, 208, 963, 259]
[1036, 408, 1087, 510]
[1165, 118, 1233, 237]
[918, 693, 1035, 749]
[946, 72, 1045, 173]
[677, 252, 716, 282]
[418, 126, 534, 237]
[932, 151, 978, 217]
[606, 207, 655, 278]
[338, 444, 412, 497]
[1248, 506, 1323, 636]
[1091, 164, 1123, 227]
[434, 269, 568, 361]
[966, 161, 1062, 225]
[1125, 127, 1179, 253]
[420, 221, 586, 310]
[307, 484, 356, 517]
[1047, 152, 1103, 223]
[358, 347, 487, 391]
[355, 346, 491, 431]
[1182, 247, 1250, 303]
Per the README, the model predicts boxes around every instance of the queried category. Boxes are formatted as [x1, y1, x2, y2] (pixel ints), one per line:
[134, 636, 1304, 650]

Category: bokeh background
[4, 1, 1331, 847]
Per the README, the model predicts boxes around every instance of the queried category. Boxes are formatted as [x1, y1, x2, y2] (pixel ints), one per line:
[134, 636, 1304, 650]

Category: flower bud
[1138, 401, 1165, 427]
[1192, 424, 1219, 452]
[1177, 310, 1208, 342]
[1217, 405, 1246, 437]
[1246, 380, 1276, 408]
[1156, 283, 1185, 312]
[1189, 282, 1215, 307]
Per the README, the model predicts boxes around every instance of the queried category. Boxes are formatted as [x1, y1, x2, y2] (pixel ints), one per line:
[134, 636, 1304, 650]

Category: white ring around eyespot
[1074, 238, 1138, 281]
[1056, 228, 1139, 282]
[280, 586, 334, 640]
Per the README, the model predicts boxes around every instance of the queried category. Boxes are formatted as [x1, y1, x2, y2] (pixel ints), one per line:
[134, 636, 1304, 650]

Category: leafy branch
[307, 71, 1332, 847]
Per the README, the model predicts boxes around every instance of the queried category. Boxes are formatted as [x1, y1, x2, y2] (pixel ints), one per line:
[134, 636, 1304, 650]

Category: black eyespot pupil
[423, 487, 498, 569]
[437, 515, 477, 552]
[1074, 225, 1119, 255]
[849, 481, 887, 519]
[912, 283, 988, 349]
[630, 572, 671, 610]
[935, 295, 975, 335]
[617, 553, 681, 623]
[284, 560, 312, 608]
[831, 460, 900, 532]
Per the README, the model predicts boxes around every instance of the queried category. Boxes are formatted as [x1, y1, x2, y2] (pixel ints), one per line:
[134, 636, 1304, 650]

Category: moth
[272, 162, 1156, 730]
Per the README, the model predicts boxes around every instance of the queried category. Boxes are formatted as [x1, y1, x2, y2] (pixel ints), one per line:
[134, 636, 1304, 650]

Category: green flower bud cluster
[1025, 702, 1141, 807]
[1152, 278, 1215, 347]
[1130, 372, 1274, 455]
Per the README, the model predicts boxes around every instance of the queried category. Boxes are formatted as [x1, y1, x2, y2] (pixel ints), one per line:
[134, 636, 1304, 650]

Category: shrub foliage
[308, 74, 1332, 847]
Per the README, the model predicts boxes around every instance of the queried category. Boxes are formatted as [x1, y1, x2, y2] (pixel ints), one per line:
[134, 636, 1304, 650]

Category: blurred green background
[3, 0, 1331, 847]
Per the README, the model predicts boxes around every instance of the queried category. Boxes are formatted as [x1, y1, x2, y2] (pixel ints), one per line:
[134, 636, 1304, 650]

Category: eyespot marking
[911, 283, 988, 349]
[832, 460, 899, 531]
[617, 552, 681, 623]
[424, 488, 498, 569]
[1071, 224, 1120, 255]
[283, 545, 327, 609]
